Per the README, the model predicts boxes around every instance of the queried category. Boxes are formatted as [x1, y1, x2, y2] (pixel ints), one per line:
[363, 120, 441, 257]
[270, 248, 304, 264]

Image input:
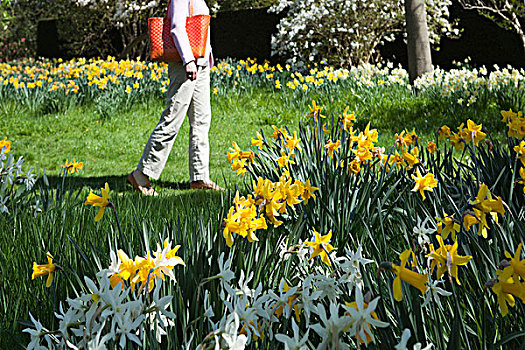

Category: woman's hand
[185, 60, 197, 81]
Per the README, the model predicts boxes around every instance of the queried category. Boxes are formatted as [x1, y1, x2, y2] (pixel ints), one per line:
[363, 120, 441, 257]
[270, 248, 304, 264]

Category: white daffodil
[421, 279, 452, 309]
[313, 274, 341, 302]
[310, 302, 352, 350]
[395, 328, 433, 350]
[215, 252, 235, 283]
[221, 312, 248, 350]
[115, 310, 145, 349]
[275, 318, 310, 350]
[413, 216, 435, 249]
[343, 287, 389, 344]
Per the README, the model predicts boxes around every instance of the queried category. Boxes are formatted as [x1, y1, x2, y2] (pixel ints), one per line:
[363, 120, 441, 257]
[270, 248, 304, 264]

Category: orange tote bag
[148, 0, 210, 62]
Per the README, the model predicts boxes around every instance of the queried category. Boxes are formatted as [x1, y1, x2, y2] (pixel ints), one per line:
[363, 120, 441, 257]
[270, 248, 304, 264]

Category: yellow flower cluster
[223, 173, 318, 247]
[109, 240, 185, 293]
[0, 137, 11, 153]
[487, 243, 525, 316]
[464, 183, 505, 238]
[438, 119, 486, 151]
[227, 141, 254, 176]
[1, 57, 166, 94]
[502, 109, 525, 139]
[60, 158, 83, 174]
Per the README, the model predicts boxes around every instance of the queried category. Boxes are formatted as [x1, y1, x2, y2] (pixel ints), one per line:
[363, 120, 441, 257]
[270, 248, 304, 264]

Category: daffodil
[84, 182, 111, 222]
[339, 106, 356, 131]
[403, 147, 420, 170]
[0, 137, 11, 153]
[469, 183, 505, 216]
[411, 170, 437, 200]
[466, 119, 486, 146]
[514, 141, 525, 166]
[435, 213, 461, 241]
[344, 300, 381, 344]
[285, 131, 301, 152]
[304, 228, 334, 266]
[32, 252, 56, 287]
[427, 235, 472, 284]
[324, 139, 341, 158]
[427, 141, 437, 154]
[301, 179, 318, 204]
[499, 243, 525, 282]
[485, 277, 525, 316]
[380, 249, 428, 301]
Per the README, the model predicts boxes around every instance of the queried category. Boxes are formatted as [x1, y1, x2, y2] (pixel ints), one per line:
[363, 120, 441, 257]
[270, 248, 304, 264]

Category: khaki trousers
[138, 61, 211, 182]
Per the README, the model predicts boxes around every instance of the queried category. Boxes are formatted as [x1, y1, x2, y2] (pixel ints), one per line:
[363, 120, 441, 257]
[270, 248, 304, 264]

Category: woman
[127, 0, 224, 195]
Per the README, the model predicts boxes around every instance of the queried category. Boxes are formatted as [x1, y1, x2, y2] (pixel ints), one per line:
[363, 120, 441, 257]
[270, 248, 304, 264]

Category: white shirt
[169, 0, 212, 66]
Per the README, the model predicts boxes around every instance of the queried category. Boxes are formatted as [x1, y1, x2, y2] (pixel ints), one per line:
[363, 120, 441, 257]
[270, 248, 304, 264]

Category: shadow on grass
[36, 174, 217, 193]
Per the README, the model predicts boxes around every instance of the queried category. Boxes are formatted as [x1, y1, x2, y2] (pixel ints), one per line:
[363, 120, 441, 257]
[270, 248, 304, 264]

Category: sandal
[127, 172, 159, 196]
[190, 180, 225, 191]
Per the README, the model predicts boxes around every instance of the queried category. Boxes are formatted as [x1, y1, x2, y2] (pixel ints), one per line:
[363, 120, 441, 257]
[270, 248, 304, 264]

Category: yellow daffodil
[0, 137, 11, 153]
[514, 141, 525, 166]
[307, 100, 325, 121]
[449, 132, 464, 151]
[427, 235, 472, 284]
[403, 147, 420, 170]
[304, 228, 334, 266]
[499, 243, 525, 282]
[339, 106, 356, 131]
[84, 182, 111, 222]
[32, 252, 56, 287]
[324, 139, 341, 158]
[427, 141, 437, 154]
[348, 159, 361, 175]
[301, 179, 318, 204]
[519, 167, 525, 194]
[469, 183, 505, 216]
[436, 213, 461, 241]
[380, 249, 428, 301]
[486, 277, 525, 316]
[411, 170, 437, 200]
[466, 119, 486, 146]
[285, 131, 302, 152]
[438, 125, 451, 139]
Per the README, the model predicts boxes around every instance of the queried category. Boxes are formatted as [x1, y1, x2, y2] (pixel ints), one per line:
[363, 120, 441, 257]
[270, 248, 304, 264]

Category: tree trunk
[405, 0, 433, 84]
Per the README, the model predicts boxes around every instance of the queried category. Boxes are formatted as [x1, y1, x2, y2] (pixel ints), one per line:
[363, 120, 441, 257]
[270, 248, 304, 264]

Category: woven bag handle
[164, 0, 194, 19]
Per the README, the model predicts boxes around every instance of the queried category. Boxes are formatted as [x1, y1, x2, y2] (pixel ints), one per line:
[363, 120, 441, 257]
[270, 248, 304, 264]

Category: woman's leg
[137, 62, 197, 180]
[187, 64, 212, 182]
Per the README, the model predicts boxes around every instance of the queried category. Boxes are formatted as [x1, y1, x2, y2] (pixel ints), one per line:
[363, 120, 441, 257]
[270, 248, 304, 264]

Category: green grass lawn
[0, 85, 506, 193]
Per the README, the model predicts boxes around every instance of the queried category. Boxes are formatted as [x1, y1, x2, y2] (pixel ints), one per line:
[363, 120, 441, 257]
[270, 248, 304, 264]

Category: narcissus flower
[485, 278, 525, 316]
[32, 252, 56, 287]
[0, 137, 11, 153]
[465, 119, 486, 146]
[499, 243, 525, 282]
[380, 249, 428, 301]
[61, 158, 83, 174]
[427, 141, 437, 154]
[435, 213, 461, 241]
[438, 125, 451, 139]
[514, 141, 525, 166]
[339, 106, 356, 131]
[251, 132, 264, 150]
[324, 139, 341, 158]
[84, 182, 111, 222]
[411, 170, 437, 200]
[427, 235, 472, 284]
[304, 228, 334, 266]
